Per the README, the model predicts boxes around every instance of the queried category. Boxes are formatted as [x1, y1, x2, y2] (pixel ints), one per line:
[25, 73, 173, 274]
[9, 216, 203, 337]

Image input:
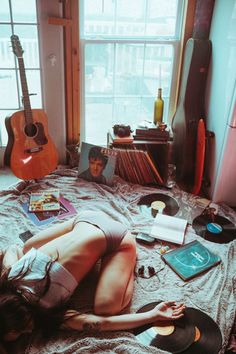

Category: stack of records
[114, 148, 164, 185]
[134, 127, 170, 141]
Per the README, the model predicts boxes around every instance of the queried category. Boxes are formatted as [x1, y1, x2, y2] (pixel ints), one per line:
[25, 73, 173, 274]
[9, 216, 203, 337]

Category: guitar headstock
[11, 34, 24, 58]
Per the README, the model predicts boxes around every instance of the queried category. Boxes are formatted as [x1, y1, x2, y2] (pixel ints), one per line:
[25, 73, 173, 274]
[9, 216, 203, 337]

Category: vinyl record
[134, 302, 195, 353]
[180, 307, 222, 354]
[192, 214, 236, 244]
[138, 193, 179, 217]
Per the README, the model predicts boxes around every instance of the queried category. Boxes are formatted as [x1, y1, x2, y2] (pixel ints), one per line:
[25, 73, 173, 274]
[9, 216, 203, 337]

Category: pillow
[78, 142, 117, 186]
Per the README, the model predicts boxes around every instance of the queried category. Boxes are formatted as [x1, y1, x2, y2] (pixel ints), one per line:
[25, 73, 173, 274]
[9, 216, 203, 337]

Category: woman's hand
[150, 301, 185, 322]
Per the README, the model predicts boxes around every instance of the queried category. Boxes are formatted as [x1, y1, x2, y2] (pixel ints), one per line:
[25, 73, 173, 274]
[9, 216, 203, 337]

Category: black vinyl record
[134, 302, 195, 354]
[192, 214, 236, 244]
[138, 193, 179, 217]
[180, 307, 222, 354]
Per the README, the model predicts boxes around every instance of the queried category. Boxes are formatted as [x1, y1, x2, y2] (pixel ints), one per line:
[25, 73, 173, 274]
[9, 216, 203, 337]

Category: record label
[138, 193, 179, 218]
[193, 213, 236, 243]
[206, 222, 222, 234]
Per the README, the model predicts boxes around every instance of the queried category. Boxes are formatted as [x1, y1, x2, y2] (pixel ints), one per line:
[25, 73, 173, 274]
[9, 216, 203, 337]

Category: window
[0, 0, 41, 147]
[80, 0, 185, 145]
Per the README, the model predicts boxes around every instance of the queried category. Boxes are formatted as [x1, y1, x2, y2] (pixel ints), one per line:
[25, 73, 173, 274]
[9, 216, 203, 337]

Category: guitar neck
[18, 57, 33, 124]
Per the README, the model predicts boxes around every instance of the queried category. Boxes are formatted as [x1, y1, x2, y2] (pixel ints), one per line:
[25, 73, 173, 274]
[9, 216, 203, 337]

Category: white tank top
[8, 248, 78, 308]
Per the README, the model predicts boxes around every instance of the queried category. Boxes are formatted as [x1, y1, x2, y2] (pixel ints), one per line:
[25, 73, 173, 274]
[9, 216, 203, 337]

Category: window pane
[0, 25, 15, 68]
[0, 0, 11, 22]
[17, 70, 42, 108]
[11, 0, 37, 23]
[143, 44, 173, 97]
[85, 43, 113, 95]
[85, 97, 113, 145]
[83, 0, 179, 37]
[13, 25, 39, 68]
[147, 0, 178, 36]
[0, 70, 19, 108]
[84, 42, 173, 144]
[115, 44, 144, 95]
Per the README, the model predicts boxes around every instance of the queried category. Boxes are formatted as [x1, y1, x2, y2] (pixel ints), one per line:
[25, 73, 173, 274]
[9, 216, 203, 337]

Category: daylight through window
[80, 0, 185, 145]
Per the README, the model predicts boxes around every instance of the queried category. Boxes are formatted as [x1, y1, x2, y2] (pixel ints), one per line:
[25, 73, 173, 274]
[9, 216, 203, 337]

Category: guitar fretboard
[18, 57, 33, 125]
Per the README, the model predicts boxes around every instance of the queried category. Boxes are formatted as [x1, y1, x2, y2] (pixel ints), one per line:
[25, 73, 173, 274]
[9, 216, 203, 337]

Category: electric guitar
[4, 35, 58, 180]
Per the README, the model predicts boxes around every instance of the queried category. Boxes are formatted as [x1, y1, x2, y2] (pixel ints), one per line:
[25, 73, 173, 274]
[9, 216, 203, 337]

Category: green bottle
[153, 88, 164, 125]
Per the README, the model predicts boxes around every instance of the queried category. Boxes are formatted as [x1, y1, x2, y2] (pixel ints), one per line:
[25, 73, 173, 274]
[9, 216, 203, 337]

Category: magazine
[29, 190, 60, 212]
[78, 142, 117, 185]
[161, 240, 221, 281]
[22, 196, 77, 226]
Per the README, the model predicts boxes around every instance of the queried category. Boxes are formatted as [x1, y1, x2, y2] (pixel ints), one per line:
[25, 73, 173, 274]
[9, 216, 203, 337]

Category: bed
[0, 166, 235, 354]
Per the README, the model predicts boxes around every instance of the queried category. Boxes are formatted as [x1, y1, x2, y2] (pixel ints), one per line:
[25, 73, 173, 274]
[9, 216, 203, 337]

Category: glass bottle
[153, 88, 164, 125]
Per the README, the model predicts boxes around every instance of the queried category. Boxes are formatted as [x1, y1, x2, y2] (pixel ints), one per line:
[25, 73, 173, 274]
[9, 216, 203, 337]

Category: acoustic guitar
[4, 35, 58, 180]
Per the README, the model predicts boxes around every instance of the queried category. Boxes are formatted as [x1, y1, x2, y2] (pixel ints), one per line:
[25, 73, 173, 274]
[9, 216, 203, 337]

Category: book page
[150, 214, 187, 244]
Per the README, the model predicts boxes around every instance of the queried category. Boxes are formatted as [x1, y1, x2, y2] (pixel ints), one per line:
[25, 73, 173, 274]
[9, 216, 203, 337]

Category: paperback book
[29, 190, 60, 212]
[161, 240, 221, 281]
[109, 131, 134, 144]
[22, 196, 77, 226]
[150, 213, 187, 245]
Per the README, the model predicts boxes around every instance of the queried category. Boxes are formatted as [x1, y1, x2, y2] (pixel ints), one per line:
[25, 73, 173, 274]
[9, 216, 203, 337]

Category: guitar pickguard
[34, 122, 48, 145]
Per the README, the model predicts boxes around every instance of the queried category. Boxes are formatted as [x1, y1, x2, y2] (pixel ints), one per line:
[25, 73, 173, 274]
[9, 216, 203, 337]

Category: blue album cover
[161, 240, 221, 281]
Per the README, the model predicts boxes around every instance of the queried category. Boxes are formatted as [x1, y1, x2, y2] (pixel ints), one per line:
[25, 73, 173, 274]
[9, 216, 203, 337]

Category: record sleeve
[161, 240, 221, 281]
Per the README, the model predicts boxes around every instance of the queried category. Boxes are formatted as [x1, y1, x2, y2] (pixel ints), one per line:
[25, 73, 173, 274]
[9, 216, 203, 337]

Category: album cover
[22, 197, 77, 226]
[78, 142, 117, 185]
[29, 190, 60, 212]
[161, 240, 221, 281]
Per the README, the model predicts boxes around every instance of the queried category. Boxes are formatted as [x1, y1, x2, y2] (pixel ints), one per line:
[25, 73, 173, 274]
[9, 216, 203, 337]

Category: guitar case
[172, 38, 211, 189]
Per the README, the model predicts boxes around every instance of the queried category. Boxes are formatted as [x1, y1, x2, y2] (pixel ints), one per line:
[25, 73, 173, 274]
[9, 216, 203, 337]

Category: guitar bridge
[25, 147, 43, 153]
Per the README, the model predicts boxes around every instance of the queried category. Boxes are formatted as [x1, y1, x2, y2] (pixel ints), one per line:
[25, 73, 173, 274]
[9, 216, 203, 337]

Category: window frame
[0, 0, 42, 147]
[78, 0, 189, 145]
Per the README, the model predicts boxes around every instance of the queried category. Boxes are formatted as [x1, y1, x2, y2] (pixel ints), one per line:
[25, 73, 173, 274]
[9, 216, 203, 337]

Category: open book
[150, 213, 187, 245]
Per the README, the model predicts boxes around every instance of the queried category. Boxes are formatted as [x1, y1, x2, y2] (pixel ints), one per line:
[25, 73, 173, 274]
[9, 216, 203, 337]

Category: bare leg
[94, 232, 136, 316]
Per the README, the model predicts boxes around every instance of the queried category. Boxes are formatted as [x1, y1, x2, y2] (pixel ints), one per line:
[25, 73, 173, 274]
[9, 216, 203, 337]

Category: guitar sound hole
[24, 123, 37, 137]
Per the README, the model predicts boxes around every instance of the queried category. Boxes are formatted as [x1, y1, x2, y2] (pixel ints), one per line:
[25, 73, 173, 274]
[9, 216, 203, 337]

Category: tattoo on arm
[83, 321, 102, 332]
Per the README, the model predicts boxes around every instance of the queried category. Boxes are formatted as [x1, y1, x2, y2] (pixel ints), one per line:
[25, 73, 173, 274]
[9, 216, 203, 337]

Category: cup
[166, 163, 176, 188]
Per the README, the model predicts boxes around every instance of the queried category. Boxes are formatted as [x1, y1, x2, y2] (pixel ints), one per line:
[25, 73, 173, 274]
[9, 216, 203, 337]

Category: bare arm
[23, 218, 75, 254]
[62, 302, 185, 332]
[2, 245, 24, 269]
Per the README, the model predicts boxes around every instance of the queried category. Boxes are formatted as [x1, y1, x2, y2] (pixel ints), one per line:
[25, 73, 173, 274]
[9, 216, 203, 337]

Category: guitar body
[5, 109, 58, 180]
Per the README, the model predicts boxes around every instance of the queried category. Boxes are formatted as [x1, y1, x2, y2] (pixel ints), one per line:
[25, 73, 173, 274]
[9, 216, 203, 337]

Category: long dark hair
[0, 250, 69, 342]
